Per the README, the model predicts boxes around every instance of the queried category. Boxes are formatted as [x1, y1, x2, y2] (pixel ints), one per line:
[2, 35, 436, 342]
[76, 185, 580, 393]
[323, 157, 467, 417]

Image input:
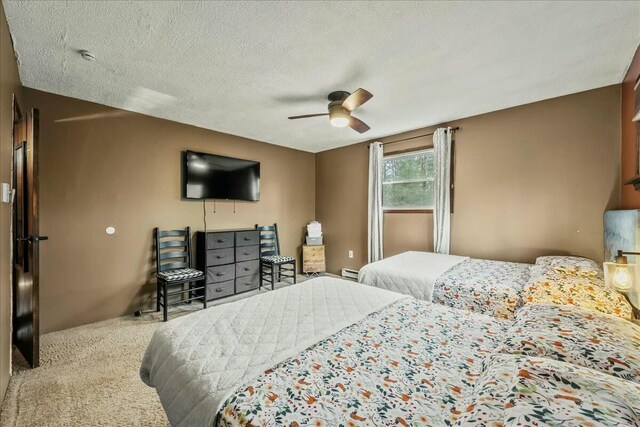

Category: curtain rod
[368, 126, 460, 148]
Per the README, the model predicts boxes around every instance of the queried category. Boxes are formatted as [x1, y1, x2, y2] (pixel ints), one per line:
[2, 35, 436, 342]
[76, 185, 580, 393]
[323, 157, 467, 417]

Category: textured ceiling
[3, 1, 639, 153]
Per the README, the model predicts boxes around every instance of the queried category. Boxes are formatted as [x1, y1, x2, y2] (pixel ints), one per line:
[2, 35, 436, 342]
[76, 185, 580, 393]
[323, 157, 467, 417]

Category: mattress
[140, 277, 405, 427]
[357, 251, 469, 301]
[358, 251, 531, 319]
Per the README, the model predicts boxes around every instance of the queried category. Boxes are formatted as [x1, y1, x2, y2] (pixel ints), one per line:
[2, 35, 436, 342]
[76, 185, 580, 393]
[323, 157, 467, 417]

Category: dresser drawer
[206, 279, 234, 300]
[207, 264, 236, 283]
[236, 260, 260, 278]
[206, 248, 235, 266]
[235, 274, 260, 293]
[206, 232, 235, 249]
[236, 230, 260, 247]
[235, 245, 259, 262]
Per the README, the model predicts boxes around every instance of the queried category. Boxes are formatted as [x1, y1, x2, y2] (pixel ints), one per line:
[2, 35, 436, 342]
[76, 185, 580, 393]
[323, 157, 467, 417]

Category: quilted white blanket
[358, 251, 468, 301]
[140, 277, 405, 427]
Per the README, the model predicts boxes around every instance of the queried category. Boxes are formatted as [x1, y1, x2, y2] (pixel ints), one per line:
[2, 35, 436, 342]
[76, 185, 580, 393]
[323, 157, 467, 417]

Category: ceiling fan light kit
[329, 105, 349, 128]
[288, 88, 373, 133]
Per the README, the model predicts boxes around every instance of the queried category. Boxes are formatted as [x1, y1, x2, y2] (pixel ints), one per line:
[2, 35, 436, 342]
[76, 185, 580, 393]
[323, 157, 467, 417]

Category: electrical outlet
[348, 250, 354, 259]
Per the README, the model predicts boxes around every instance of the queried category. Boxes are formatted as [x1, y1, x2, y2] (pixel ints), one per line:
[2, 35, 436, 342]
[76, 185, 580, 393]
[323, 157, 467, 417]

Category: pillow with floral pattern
[522, 272, 632, 318]
[456, 354, 640, 427]
[535, 255, 602, 272]
[499, 304, 640, 383]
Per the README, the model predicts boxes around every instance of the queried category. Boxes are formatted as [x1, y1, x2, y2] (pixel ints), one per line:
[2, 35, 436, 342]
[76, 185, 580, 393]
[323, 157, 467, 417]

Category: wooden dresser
[195, 229, 261, 300]
[302, 244, 326, 273]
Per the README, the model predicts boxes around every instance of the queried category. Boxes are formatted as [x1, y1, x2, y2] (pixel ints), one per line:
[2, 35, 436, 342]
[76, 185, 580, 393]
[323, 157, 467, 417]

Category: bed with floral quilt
[358, 252, 632, 320]
[358, 251, 531, 319]
[141, 277, 640, 427]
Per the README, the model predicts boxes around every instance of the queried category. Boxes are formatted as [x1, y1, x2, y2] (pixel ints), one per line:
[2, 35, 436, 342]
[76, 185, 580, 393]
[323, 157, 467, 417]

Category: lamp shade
[604, 261, 640, 309]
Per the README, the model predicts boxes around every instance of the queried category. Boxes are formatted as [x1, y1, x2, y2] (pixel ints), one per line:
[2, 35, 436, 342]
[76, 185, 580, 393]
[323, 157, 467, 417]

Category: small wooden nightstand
[303, 245, 326, 274]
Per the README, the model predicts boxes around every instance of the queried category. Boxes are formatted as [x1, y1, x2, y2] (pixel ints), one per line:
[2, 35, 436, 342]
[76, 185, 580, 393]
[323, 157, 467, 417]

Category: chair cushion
[261, 255, 295, 264]
[157, 268, 204, 282]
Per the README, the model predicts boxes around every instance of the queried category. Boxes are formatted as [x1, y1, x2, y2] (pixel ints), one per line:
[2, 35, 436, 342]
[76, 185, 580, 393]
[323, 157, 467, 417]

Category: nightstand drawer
[236, 260, 260, 278]
[236, 230, 260, 247]
[303, 261, 325, 273]
[236, 245, 259, 262]
[206, 279, 234, 300]
[304, 250, 324, 261]
[206, 232, 235, 249]
[206, 248, 235, 266]
[303, 245, 325, 273]
[236, 274, 259, 293]
[207, 264, 236, 283]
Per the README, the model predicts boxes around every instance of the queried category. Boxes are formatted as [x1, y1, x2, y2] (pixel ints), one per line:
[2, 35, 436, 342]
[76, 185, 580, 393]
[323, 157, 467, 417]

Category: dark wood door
[12, 97, 44, 368]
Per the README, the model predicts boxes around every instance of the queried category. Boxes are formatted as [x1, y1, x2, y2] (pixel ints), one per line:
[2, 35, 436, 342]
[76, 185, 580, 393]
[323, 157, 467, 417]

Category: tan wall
[0, 1, 21, 403]
[621, 44, 640, 208]
[316, 85, 621, 273]
[23, 88, 315, 333]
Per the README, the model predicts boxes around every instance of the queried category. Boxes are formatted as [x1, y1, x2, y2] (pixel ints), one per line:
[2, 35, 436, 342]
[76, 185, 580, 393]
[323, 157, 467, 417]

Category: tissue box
[307, 221, 322, 237]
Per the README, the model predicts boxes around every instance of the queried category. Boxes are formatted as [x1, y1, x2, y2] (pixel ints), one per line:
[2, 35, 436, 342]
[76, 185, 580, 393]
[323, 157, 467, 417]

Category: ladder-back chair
[154, 226, 206, 321]
[255, 223, 296, 290]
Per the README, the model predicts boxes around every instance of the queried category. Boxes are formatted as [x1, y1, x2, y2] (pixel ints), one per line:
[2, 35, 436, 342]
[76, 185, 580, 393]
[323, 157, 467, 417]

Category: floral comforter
[218, 298, 510, 427]
[457, 354, 640, 426]
[433, 259, 531, 319]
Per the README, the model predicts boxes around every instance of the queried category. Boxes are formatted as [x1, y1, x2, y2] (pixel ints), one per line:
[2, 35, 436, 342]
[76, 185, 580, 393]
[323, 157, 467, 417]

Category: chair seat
[261, 255, 295, 264]
[157, 268, 204, 282]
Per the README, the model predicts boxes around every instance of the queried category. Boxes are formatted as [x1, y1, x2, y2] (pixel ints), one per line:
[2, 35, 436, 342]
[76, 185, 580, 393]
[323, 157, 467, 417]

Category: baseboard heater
[341, 268, 359, 281]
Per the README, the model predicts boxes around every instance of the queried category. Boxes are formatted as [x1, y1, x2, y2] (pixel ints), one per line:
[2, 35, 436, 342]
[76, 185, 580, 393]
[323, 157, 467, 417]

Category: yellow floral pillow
[523, 272, 632, 319]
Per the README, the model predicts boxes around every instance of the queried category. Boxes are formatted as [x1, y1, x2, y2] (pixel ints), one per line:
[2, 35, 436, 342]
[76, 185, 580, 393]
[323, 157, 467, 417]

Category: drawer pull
[243, 251, 250, 255]
[215, 288, 223, 292]
[244, 267, 250, 271]
[216, 272, 226, 276]
[244, 237, 251, 241]
[216, 255, 224, 259]
[217, 239, 227, 243]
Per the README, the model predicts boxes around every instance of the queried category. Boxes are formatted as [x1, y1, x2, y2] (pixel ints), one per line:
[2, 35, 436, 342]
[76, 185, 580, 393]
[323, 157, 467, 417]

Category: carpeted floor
[0, 277, 312, 427]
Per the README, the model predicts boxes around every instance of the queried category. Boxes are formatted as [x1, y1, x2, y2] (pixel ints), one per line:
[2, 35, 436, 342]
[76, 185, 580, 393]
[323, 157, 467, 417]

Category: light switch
[1, 183, 10, 204]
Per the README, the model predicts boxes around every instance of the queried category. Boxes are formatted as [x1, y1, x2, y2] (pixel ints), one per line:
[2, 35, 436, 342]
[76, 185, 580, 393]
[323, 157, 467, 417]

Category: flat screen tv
[183, 150, 260, 201]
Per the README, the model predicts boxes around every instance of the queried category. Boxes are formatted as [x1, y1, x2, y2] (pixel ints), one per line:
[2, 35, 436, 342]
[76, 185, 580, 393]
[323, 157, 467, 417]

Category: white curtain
[368, 142, 384, 263]
[433, 127, 452, 254]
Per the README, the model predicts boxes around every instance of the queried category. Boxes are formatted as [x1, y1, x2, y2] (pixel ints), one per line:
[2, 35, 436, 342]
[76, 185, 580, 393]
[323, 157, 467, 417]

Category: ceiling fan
[288, 88, 373, 133]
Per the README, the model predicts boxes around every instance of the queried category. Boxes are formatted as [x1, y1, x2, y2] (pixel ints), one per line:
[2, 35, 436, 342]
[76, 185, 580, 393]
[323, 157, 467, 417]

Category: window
[382, 149, 434, 211]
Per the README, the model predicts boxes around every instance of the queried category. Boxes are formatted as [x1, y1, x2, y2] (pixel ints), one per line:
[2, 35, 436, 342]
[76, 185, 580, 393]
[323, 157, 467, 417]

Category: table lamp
[604, 250, 640, 318]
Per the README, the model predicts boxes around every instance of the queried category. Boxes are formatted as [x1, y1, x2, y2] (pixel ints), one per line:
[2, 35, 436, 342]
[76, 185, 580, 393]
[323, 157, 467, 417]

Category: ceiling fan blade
[349, 116, 370, 133]
[342, 88, 373, 111]
[288, 113, 329, 120]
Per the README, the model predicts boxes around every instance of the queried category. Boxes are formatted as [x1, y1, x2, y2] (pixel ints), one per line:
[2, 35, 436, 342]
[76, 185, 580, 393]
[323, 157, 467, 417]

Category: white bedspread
[358, 251, 468, 301]
[140, 277, 405, 427]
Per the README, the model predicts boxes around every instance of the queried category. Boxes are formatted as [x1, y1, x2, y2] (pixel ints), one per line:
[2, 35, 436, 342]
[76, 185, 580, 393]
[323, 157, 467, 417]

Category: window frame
[382, 148, 435, 213]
